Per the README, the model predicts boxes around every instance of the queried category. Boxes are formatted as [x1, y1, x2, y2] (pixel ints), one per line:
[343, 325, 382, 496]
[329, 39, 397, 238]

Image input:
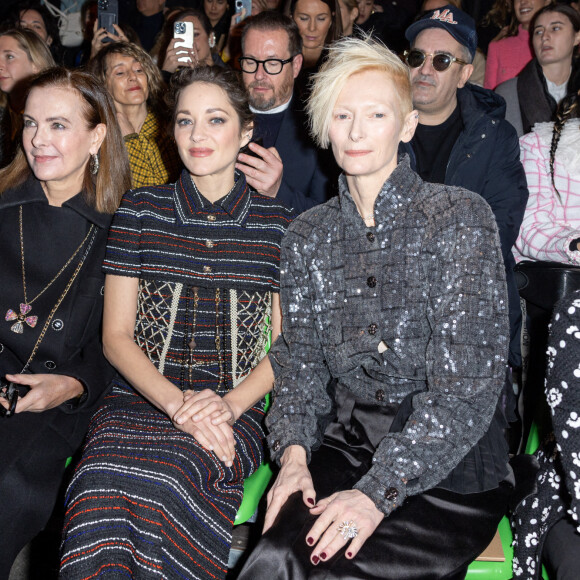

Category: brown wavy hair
[166, 65, 254, 134]
[0, 67, 132, 214]
[88, 41, 165, 113]
[481, 0, 512, 32]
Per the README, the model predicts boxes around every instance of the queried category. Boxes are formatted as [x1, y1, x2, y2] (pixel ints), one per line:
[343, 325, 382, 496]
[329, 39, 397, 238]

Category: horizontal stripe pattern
[103, 170, 294, 291]
[61, 383, 266, 579]
[61, 172, 290, 579]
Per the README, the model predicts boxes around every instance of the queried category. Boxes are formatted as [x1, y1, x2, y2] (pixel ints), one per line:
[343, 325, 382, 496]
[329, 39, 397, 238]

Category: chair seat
[234, 392, 273, 526]
[465, 422, 549, 579]
[466, 516, 513, 578]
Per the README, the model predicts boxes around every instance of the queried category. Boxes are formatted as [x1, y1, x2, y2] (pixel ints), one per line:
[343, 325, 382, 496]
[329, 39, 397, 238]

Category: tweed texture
[267, 157, 510, 516]
[124, 110, 182, 188]
[60, 171, 292, 579]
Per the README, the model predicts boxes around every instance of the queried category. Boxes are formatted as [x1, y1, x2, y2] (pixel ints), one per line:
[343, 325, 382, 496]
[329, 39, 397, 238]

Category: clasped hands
[172, 389, 238, 467]
[265, 446, 384, 564]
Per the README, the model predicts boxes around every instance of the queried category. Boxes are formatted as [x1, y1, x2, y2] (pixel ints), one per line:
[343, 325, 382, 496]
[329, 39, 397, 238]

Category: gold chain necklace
[21, 228, 97, 373]
[5, 205, 95, 334]
[187, 287, 224, 390]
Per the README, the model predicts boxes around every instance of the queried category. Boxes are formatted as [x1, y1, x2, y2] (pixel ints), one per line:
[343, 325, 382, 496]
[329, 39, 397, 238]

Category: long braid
[549, 92, 579, 202]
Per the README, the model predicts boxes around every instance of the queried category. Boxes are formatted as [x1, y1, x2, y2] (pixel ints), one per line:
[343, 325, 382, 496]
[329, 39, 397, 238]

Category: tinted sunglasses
[404, 49, 469, 72]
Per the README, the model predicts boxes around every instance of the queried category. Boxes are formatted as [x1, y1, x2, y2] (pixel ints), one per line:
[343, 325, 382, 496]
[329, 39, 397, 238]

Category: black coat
[0, 176, 115, 573]
[496, 58, 580, 137]
[404, 83, 529, 368]
[266, 99, 338, 214]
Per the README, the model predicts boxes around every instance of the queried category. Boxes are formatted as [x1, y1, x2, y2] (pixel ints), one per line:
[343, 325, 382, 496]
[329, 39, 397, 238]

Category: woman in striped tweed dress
[60, 66, 293, 580]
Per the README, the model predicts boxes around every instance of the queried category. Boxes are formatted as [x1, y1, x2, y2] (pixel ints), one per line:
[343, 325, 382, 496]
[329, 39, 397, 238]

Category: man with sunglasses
[236, 11, 337, 213]
[404, 7, 529, 415]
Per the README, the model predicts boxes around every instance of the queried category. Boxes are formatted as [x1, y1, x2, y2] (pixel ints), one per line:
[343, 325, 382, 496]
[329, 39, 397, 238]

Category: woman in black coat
[0, 67, 131, 576]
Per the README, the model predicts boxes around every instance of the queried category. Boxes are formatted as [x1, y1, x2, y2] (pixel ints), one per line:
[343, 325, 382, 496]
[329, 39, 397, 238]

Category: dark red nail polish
[312, 556, 319, 565]
[320, 552, 327, 560]
[347, 552, 353, 558]
[307, 497, 314, 505]
[306, 537, 314, 545]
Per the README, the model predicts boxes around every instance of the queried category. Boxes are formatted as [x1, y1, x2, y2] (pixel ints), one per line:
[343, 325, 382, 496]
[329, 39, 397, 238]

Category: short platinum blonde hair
[306, 36, 413, 148]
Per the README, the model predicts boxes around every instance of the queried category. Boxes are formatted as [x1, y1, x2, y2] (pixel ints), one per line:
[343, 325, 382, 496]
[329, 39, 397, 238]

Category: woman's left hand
[1, 373, 84, 413]
[162, 38, 197, 74]
[174, 389, 236, 426]
[306, 489, 384, 563]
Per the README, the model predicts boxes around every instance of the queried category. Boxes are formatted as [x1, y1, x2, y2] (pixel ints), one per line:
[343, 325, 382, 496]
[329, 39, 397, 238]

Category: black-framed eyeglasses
[238, 56, 296, 75]
[404, 49, 468, 72]
[0, 380, 18, 418]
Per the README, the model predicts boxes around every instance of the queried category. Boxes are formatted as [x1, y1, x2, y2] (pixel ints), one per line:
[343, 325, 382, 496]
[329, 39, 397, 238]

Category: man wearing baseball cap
[404, 6, 528, 423]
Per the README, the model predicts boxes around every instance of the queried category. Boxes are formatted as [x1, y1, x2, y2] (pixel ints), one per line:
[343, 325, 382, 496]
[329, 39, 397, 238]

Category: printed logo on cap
[430, 9, 457, 25]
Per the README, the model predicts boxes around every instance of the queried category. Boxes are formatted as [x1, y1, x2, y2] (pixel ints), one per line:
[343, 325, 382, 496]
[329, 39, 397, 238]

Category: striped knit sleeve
[103, 189, 143, 277]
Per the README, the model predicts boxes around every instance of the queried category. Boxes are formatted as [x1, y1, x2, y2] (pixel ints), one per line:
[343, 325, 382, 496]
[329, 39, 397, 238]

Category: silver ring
[338, 520, 358, 540]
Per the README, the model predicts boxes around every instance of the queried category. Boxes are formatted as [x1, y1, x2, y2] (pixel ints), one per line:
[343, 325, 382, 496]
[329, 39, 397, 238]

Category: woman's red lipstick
[189, 148, 213, 157]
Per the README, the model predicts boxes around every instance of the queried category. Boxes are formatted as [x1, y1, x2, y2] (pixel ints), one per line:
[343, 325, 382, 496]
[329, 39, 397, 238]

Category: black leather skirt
[239, 384, 512, 580]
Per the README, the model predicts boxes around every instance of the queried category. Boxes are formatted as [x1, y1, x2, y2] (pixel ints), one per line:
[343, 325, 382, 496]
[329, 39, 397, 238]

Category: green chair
[465, 422, 548, 579]
[235, 461, 274, 525]
[234, 324, 275, 526]
[234, 391, 273, 525]
[465, 516, 514, 578]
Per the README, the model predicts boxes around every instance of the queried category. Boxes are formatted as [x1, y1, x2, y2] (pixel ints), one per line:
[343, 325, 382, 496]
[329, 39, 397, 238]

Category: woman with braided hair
[513, 90, 580, 264]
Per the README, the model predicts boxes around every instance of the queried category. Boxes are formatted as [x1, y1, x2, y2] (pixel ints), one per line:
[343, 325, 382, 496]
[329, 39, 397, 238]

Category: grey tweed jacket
[266, 156, 511, 516]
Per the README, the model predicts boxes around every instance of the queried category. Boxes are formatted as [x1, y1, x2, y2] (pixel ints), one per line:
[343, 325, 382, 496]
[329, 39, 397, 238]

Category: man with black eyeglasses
[236, 11, 338, 213]
[403, 6, 528, 437]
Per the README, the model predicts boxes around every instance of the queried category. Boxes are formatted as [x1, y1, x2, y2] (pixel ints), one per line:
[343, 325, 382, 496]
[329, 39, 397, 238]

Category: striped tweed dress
[60, 170, 293, 579]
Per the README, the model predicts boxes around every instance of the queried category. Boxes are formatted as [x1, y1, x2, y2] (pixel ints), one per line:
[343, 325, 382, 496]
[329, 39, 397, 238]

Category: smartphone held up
[235, 0, 252, 24]
[174, 21, 194, 64]
[97, 0, 119, 43]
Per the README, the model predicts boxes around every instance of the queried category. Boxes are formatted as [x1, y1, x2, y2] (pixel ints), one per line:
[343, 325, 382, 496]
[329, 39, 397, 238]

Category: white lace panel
[230, 289, 272, 387]
[134, 279, 183, 375]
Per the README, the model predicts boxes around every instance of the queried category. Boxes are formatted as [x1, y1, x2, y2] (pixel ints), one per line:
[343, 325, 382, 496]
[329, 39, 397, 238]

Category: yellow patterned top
[124, 110, 181, 188]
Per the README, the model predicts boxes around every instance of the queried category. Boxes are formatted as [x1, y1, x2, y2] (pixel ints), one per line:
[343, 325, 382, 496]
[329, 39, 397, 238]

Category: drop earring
[90, 153, 99, 175]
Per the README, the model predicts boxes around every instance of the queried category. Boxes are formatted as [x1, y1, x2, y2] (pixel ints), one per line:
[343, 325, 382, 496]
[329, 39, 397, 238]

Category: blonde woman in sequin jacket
[239, 36, 514, 580]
